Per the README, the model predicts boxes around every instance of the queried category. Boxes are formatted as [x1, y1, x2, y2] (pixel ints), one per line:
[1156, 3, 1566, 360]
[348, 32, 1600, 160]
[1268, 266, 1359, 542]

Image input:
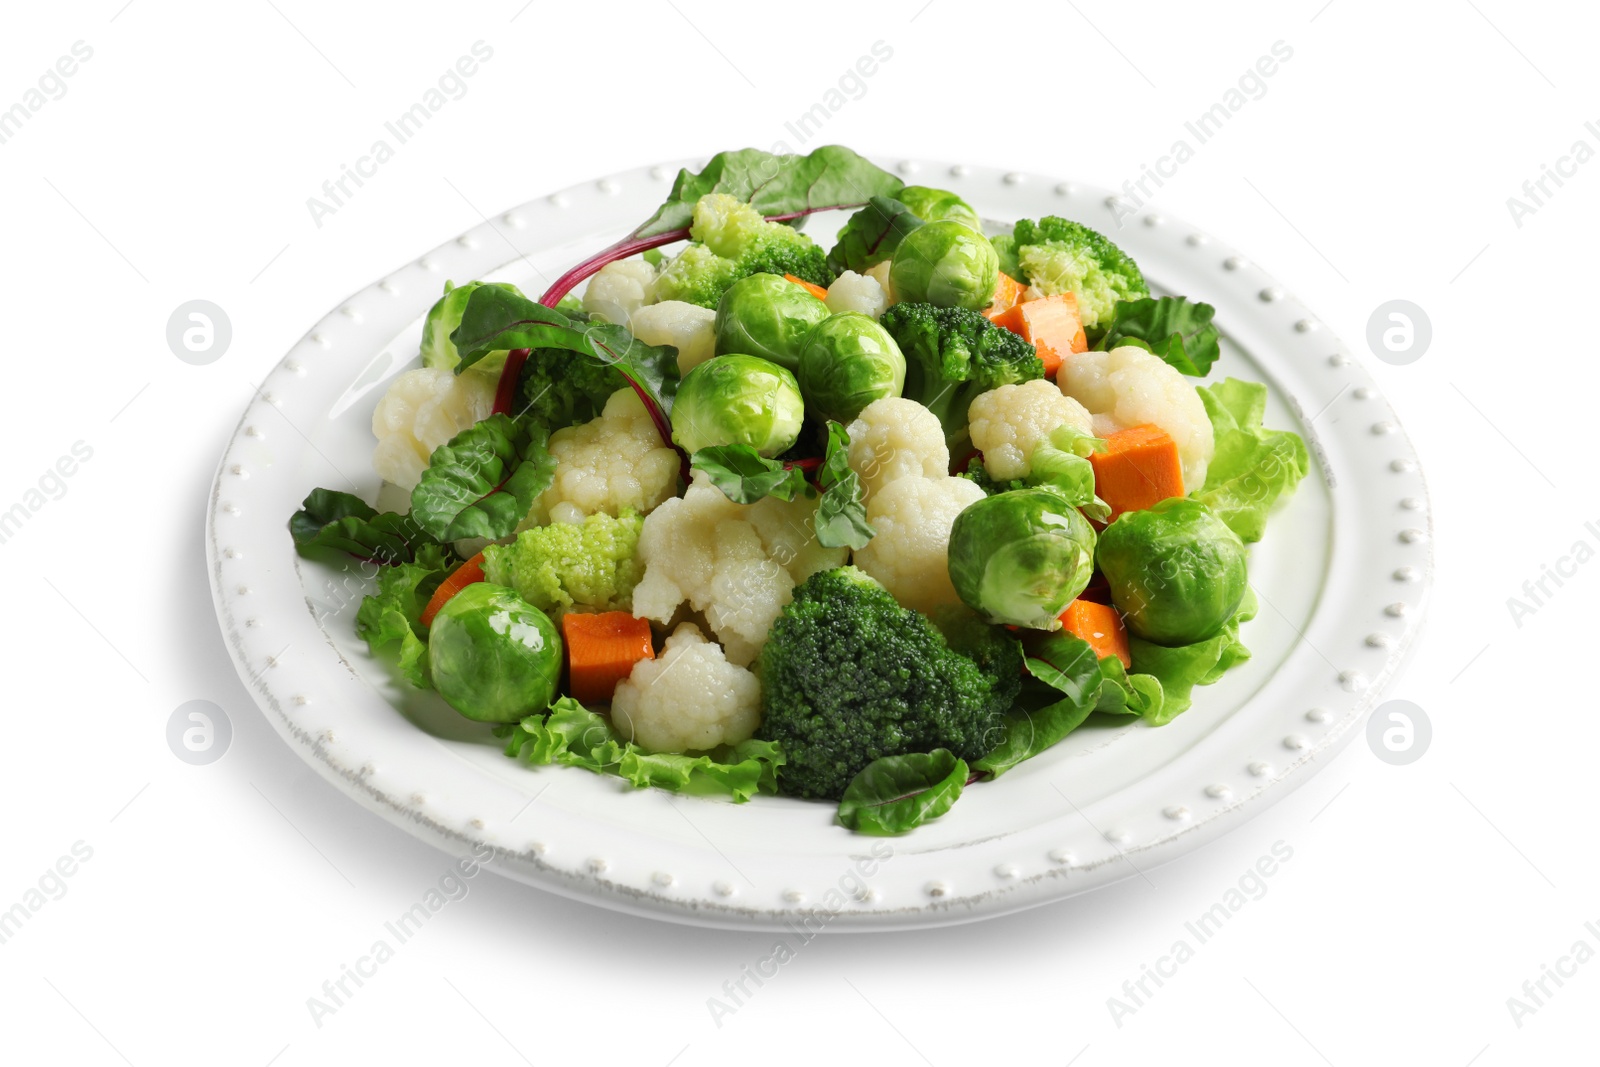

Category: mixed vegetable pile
[290, 146, 1311, 835]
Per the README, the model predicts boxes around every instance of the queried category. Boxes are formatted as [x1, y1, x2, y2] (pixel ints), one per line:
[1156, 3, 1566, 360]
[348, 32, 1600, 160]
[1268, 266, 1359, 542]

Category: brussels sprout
[796, 312, 906, 424]
[1095, 498, 1248, 646]
[420, 280, 523, 375]
[713, 272, 831, 371]
[889, 220, 1000, 311]
[947, 489, 1096, 629]
[428, 583, 562, 722]
[671, 354, 805, 457]
[895, 185, 982, 231]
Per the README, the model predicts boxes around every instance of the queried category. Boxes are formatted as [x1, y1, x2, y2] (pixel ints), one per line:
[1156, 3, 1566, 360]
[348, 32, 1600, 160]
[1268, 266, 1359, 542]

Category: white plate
[206, 157, 1432, 931]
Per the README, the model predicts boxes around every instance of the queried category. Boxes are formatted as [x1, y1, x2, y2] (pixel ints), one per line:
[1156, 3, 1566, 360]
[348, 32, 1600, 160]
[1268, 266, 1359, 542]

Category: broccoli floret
[517, 338, 628, 432]
[756, 567, 1021, 799]
[1011, 216, 1148, 332]
[878, 302, 1045, 451]
[481, 509, 643, 617]
[654, 194, 834, 308]
[955, 453, 1023, 495]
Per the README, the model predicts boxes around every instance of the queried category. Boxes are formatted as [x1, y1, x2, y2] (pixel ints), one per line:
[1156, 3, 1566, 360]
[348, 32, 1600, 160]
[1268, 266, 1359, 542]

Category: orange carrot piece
[991, 293, 1088, 377]
[1089, 424, 1185, 520]
[783, 273, 830, 301]
[982, 272, 1027, 321]
[420, 551, 486, 628]
[560, 611, 655, 705]
[1060, 599, 1132, 668]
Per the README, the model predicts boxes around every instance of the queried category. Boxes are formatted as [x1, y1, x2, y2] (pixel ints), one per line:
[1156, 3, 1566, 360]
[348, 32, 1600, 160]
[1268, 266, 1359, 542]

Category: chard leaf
[836, 750, 967, 835]
[813, 421, 874, 550]
[691, 445, 810, 504]
[1097, 296, 1220, 376]
[410, 415, 557, 542]
[637, 145, 904, 238]
[289, 488, 443, 566]
[974, 632, 1102, 776]
[826, 194, 926, 275]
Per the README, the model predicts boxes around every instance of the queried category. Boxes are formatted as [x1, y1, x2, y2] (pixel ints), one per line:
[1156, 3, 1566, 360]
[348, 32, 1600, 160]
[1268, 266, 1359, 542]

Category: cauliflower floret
[845, 397, 950, 501]
[626, 299, 717, 375]
[968, 379, 1095, 481]
[864, 260, 895, 304]
[533, 388, 680, 524]
[1058, 345, 1214, 488]
[853, 476, 985, 615]
[371, 367, 495, 490]
[582, 258, 659, 326]
[631, 474, 845, 665]
[825, 270, 888, 319]
[611, 623, 761, 753]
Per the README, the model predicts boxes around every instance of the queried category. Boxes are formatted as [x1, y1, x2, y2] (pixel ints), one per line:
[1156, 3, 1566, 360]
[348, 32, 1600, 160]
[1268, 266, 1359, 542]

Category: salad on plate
[289, 146, 1310, 835]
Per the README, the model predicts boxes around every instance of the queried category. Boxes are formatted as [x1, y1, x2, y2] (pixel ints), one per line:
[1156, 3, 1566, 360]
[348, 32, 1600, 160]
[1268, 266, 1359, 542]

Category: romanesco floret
[1011, 216, 1148, 331]
[611, 623, 761, 754]
[372, 367, 495, 490]
[968, 379, 1095, 481]
[853, 475, 985, 615]
[845, 396, 950, 502]
[756, 567, 1021, 799]
[529, 388, 681, 525]
[1059, 345, 1214, 489]
[878, 302, 1045, 451]
[630, 473, 847, 666]
[481, 509, 643, 617]
[653, 194, 833, 309]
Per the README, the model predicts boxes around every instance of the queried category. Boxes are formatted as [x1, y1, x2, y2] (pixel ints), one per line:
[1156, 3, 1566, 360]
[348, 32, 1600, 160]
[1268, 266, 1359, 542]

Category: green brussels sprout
[671, 353, 805, 457]
[796, 312, 906, 424]
[713, 272, 831, 372]
[889, 220, 1000, 311]
[947, 489, 1096, 629]
[895, 185, 982, 231]
[1095, 498, 1248, 646]
[428, 583, 562, 722]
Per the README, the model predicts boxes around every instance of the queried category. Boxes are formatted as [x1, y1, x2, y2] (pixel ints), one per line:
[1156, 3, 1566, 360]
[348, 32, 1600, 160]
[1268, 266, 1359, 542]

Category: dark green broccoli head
[517, 343, 627, 431]
[757, 567, 1021, 799]
[743, 240, 833, 289]
[1011, 216, 1148, 331]
[878, 302, 1045, 451]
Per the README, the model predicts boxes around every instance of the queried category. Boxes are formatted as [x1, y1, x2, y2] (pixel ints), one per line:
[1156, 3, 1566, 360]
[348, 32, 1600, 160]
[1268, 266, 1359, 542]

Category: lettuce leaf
[501, 699, 785, 803]
[1127, 587, 1257, 726]
[409, 415, 557, 542]
[353, 546, 452, 688]
[1096, 296, 1220, 376]
[1193, 378, 1310, 543]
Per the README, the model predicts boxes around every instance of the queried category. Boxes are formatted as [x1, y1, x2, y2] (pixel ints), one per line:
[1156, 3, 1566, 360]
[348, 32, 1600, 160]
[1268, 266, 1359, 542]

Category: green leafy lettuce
[1127, 587, 1257, 726]
[409, 415, 557, 542]
[354, 546, 453, 688]
[1192, 378, 1311, 542]
[836, 749, 968, 835]
[501, 698, 786, 802]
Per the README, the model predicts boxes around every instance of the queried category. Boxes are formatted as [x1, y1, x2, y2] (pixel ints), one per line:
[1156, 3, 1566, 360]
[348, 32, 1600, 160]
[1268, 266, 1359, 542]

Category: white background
[1, 1, 1593, 1063]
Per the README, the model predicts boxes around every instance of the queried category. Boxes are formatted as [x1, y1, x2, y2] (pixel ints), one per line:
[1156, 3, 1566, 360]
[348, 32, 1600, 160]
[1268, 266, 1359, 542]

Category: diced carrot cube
[1059, 599, 1132, 668]
[560, 611, 655, 706]
[982, 272, 1027, 321]
[991, 293, 1088, 376]
[1089, 424, 1186, 520]
[783, 273, 830, 301]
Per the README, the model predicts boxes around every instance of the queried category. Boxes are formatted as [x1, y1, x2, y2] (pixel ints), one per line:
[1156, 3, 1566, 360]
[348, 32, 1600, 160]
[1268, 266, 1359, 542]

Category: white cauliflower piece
[581, 258, 659, 326]
[845, 397, 950, 501]
[864, 260, 895, 304]
[611, 623, 761, 753]
[371, 367, 495, 490]
[853, 476, 985, 615]
[631, 474, 844, 666]
[627, 300, 717, 375]
[533, 388, 680, 523]
[968, 379, 1094, 481]
[1058, 345, 1214, 488]
[825, 270, 888, 319]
